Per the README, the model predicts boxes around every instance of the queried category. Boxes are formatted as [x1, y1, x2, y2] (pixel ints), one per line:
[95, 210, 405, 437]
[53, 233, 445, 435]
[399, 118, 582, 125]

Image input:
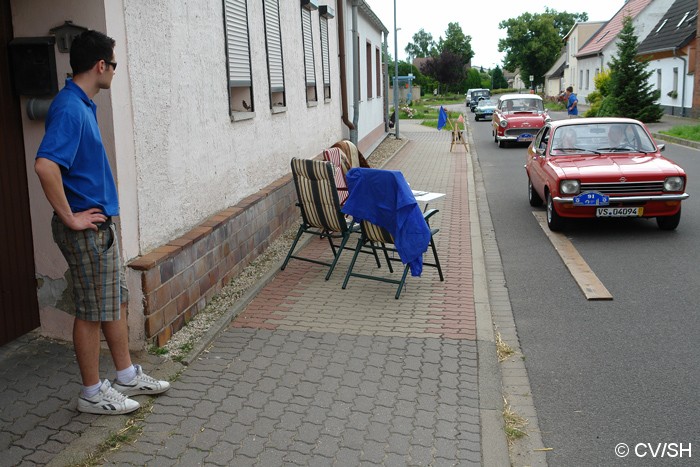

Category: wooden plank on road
[533, 212, 613, 300]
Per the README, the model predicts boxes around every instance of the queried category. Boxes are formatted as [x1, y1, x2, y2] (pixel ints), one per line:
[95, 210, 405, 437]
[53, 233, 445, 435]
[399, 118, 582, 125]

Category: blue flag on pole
[437, 106, 447, 130]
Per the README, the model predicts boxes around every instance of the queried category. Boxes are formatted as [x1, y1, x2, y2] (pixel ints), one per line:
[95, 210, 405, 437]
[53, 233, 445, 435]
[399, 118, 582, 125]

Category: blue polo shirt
[37, 79, 119, 216]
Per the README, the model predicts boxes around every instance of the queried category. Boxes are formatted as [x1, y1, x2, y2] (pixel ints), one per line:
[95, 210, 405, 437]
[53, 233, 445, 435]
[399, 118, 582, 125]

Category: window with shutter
[223, 0, 254, 118]
[366, 41, 372, 99]
[320, 16, 331, 100]
[375, 47, 381, 97]
[263, 0, 286, 110]
[301, 6, 317, 103]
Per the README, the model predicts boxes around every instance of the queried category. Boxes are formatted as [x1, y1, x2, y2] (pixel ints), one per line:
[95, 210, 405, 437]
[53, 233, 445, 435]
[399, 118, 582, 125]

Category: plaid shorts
[51, 215, 128, 321]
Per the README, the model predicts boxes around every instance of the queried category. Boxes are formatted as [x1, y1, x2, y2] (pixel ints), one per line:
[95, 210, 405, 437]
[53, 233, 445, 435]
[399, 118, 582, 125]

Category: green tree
[436, 22, 474, 65]
[606, 16, 664, 122]
[498, 9, 587, 89]
[465, 67, 481, 89]
[405, 29, 436, 60]
[547, 7, 588, 37]
[421, 50, 465, 93]
[491, 66, 509, 89]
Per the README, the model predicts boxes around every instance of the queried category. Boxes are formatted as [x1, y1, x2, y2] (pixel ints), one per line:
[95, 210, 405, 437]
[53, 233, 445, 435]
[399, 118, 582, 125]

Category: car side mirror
[657, 143, 665, 152]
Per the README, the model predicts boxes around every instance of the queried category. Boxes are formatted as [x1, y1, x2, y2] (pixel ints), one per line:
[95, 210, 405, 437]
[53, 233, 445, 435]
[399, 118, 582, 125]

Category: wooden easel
[449, 115, 468, 152]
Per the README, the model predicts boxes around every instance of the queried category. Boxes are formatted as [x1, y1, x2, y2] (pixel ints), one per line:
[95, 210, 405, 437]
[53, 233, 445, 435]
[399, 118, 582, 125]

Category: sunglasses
[104, 60, 117, 70]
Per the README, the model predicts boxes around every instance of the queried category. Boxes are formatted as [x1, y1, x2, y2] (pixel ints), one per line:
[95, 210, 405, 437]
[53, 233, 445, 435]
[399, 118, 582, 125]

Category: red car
[525, 118, 689, 231]
[492, 94, 550, 148]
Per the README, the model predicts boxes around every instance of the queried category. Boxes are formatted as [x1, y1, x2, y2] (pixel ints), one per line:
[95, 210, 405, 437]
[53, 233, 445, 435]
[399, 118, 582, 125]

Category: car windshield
[501, 98, 543, 112]
[550, 123, 657, 155]
[478, 100, 494, 108]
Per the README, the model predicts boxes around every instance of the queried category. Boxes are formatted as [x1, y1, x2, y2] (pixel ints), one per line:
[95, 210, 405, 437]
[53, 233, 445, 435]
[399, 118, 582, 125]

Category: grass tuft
[495, 331, 515, 362]
[69, 399, 154, 466]
[503, 396, 528, 445]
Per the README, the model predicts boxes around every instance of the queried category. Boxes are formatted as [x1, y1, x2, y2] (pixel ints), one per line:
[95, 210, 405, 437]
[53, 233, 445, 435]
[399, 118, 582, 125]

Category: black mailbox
[8, 36, 58, 96]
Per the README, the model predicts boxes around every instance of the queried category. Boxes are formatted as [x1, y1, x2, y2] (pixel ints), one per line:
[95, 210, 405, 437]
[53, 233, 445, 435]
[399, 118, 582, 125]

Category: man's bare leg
[73, 318, 102, 386]
[102, 303, 133, 372]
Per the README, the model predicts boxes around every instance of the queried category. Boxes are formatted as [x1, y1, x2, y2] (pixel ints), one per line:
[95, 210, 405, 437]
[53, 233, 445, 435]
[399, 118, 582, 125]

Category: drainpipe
[350, 0, 360, 145]
[383, 31, 389, 133]
[336, 0, 355, 135]
[673, 48, 687, 117]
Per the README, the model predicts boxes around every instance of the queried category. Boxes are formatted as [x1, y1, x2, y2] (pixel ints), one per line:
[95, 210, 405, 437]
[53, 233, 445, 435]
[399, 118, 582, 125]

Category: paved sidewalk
[3, 109, 697, 466]
[0, 120, 512, 466]
[99, 122, 502, 465]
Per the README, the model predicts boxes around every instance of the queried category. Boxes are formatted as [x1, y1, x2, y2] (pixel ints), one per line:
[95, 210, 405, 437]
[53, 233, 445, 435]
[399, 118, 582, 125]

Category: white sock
[81, 381, 102, 398]
[116, 365, 137, 384]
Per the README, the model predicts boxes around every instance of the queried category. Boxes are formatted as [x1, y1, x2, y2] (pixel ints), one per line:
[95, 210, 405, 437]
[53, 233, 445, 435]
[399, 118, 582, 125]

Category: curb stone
[463, 113, 548, 467]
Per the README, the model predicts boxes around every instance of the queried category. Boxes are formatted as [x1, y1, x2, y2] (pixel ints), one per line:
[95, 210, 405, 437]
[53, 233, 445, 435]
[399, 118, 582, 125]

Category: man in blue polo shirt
[35, 30, 169, 415]
[565, 86, 578, 118]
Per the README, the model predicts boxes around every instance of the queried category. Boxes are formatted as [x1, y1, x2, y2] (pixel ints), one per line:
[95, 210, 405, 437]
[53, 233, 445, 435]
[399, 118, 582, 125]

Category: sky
[366, 0, 627, 68]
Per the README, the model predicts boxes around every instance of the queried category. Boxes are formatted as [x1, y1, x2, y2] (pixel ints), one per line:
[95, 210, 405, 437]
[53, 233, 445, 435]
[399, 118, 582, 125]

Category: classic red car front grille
[581, 181, 664, 194]
[505, 128, 539, 136]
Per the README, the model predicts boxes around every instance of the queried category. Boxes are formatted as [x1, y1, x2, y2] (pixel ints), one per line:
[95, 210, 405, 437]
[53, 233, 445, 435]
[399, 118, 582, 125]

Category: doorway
[0, 0, 41, 346]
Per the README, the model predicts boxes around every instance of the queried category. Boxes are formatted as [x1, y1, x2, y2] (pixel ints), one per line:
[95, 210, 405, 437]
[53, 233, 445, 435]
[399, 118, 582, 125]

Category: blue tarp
[342, 168, 431, 276]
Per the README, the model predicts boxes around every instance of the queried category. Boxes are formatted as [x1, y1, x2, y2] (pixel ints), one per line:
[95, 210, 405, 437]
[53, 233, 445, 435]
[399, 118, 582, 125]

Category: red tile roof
[576, 0, 653, 57]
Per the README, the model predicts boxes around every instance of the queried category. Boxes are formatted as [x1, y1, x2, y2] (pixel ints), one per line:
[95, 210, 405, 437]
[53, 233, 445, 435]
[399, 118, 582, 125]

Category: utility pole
[393, 0, 400, 139]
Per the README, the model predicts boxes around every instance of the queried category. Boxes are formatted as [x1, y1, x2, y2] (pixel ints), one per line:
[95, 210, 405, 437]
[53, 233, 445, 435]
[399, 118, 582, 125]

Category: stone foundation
[128, 174, 298, 346]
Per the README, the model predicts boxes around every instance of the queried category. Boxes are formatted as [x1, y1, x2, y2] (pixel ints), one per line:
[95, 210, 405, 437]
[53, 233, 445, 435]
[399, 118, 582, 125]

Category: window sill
[231, 111, 255, 122]
[271, 106, 287, 114]
[324, 98, 332, 104]
[307, 101, 318, 108]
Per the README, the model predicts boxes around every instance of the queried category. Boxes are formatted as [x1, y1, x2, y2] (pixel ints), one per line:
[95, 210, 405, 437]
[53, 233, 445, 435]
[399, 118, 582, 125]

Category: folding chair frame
[281, 158, 381, 280]
[342, 209, 444, 299]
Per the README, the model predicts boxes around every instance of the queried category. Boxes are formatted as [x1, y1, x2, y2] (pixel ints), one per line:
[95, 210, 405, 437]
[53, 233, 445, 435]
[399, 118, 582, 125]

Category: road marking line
[532, 212, 613, 300]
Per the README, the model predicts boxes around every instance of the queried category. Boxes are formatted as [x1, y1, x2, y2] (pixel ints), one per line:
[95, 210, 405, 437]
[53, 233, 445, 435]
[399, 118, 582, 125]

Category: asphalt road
[467, 108, 700, 465]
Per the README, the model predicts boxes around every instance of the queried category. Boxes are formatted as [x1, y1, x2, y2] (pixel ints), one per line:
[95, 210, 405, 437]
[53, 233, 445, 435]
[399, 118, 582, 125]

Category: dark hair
[566, 86, 574, 93]
[69, 30, 115, 75]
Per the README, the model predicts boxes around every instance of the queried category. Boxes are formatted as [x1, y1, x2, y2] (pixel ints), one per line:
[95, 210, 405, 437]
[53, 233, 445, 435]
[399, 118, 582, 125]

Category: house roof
[359, 0, 389, 34]
[563, 21, 606, 41]
[576, 0, 654, 58]
[544, 48, 566, 78]
[637, 0, 697, 54]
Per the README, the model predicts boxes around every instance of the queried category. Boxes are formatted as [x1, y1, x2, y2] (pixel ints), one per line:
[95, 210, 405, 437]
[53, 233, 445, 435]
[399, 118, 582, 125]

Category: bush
[596, 96, 618, 117]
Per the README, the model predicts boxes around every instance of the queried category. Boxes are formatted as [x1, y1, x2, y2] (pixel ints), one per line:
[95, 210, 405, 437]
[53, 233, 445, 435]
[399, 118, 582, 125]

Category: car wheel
[494, 132, 498, 143]
[498, 139, 506, 148]
[528, 177, 543, 207]
[656, 207, 681, 230]
[546, 192, 564, 231]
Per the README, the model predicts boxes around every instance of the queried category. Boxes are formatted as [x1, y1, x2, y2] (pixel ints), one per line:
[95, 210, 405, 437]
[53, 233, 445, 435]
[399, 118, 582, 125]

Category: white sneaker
[112, 364, 170, 396]
[77, 380, 140, 415]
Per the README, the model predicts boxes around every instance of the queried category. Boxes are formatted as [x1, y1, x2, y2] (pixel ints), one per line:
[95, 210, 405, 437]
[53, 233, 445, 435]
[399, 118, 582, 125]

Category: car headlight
[559, 179, 580, 195]
[499, 119, 508, 128]
[664, 176, 685, 192]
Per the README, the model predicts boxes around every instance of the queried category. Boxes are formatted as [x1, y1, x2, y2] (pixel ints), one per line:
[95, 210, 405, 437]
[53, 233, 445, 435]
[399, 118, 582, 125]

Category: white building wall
[342, 3, 386, 144]
[121, 0, 344, 252]
[647, 56, 693, 111]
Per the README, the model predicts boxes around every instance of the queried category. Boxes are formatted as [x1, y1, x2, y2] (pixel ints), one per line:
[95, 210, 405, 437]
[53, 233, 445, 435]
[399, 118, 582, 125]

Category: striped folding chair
[323, 147, 351, 205]
[282, 158, 376, 280]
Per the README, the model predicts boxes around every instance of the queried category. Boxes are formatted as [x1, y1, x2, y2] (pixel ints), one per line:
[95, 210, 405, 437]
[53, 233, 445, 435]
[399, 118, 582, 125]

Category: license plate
[596, 207, 644, 217]
[517, 133, 534, 141]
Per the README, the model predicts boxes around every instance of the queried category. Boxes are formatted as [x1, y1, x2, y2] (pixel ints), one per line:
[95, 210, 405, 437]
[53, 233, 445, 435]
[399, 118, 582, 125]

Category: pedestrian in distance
[34, 30, 170, 415]
[565, 86, 578, 118]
